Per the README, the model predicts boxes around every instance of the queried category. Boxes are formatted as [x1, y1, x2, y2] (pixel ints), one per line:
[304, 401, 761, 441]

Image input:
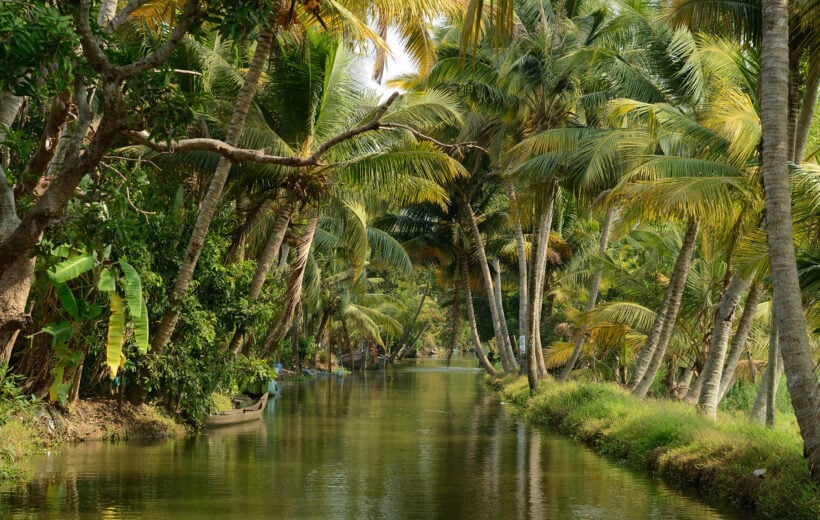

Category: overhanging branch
[123, 91, 405, 167]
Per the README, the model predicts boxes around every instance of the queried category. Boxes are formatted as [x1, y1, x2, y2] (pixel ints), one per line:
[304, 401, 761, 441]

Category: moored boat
[206, 392, 268, 428]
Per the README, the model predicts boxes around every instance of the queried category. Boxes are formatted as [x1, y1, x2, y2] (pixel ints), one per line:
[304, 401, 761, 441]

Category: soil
[34, 398, 187, 444]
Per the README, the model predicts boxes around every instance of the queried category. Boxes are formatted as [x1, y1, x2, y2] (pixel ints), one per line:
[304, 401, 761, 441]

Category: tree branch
[122, 91, 406, 167]
[115, 0, 204, 78]
[122, 131, 315, 166]
[306, 91, 400, 162]
[380, 122, 487, 154]
[74, 0, 115, 75]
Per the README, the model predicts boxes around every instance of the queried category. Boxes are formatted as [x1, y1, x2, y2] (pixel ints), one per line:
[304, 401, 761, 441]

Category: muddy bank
[1, 398, 187, 481]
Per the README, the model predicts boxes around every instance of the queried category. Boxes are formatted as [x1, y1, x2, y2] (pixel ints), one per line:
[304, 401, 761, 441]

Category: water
[1, 357, 750, 519]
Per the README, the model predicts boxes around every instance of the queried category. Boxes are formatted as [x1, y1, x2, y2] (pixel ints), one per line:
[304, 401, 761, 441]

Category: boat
[338, 350, 385, 370]
[206, 392, 268, 428]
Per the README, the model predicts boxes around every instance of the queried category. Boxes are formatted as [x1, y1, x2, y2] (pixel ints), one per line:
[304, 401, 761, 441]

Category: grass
[498, 377, 820, 520]
[0, 405, 41, 481]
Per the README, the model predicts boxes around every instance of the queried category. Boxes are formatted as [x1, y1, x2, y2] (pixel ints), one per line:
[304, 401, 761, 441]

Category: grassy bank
[495, 377, 820, 519]
[0, 411, 39, 480]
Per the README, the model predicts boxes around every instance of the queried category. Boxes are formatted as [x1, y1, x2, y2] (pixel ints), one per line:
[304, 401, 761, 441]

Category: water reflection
[1, 357, 752, 519]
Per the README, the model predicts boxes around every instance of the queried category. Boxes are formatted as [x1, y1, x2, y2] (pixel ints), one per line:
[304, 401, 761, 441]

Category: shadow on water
[1, 355, 756, 519]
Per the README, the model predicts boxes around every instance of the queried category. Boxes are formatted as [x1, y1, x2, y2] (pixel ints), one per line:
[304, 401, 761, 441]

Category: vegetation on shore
[0, 0, 818, 498]
[497, 376, 820, 520]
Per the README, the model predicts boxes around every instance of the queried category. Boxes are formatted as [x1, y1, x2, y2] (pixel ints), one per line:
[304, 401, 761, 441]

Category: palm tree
[759, 0, 820, 482]
[150, 0, 462, 354]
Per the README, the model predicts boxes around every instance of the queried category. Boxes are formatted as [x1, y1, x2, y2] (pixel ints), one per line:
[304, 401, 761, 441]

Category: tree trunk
[627, 280, 673, 389]
[526, 181, 557, 390]
[632, 219, 699, 398]
[260, 212, 319, 356]
[696, 275, 751, 419]
[491, 257, 515, 364]
[228, 196, 297, 353]
[506, 180, 529, 361]
[751, 317, 783, 425]
[674, 357, 696, 399]
[761, 0, 820, 481]
[794, 53, 820, 162]
[718, 281, 764, 401]
[152, 26, 276, 355]
[464, 201, 517, 373]
[389, 279, 430, 362]
[0, 93, 22, 143]
[461, 254, 497, 376]
[559, 204, 614, 381]
[0, 93, 25, 365]
[97, 0, 119, 30]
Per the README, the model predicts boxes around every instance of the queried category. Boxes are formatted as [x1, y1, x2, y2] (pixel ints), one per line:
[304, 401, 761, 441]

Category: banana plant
[42, 247, 149, 403]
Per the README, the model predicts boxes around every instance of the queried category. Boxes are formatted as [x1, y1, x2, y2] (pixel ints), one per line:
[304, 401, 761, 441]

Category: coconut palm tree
[149, 0, 464, 354]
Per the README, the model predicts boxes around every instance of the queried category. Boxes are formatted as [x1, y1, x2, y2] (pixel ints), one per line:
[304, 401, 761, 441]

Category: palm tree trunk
[526, 181, 557, 389]
[464, 201, 517, 373]
[260, 212, 319, 356]
[696, 275, 751, 419]
[794, 53, 820, 162]
[228, 196, 297, 353]
[506, 180, 529, 359]
[559, 204, 614, 381]
[390, 280, 430, 362]
[152, 26, 276, 355]
[491, 257, 515, 362]
[751, 316, 783, 425]
[461, 254, 497, 376]
[632, 219, 699, 398]
[718, 281, 764, 401]
[628, 282, 673, 389]
[761, 0, 820, 481]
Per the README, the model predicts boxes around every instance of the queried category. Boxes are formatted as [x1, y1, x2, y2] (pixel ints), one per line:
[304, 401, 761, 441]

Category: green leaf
[106, 294, 125, 380]
[48, 367, 65, 403]
[119, 261, 143, 318]
[133, 297, 150, 355]
[98, 268, 116, 292]
[55, 283, 78, 320]
[43, 320, 73, 347]
[49, 254, 94, 284]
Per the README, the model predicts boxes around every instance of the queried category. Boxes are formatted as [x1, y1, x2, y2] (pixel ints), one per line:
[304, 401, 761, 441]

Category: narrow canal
[1, 357, 750, 519]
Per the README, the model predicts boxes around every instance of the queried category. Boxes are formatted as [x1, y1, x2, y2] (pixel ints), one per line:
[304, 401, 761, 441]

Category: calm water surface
[1, 357, 751, 519]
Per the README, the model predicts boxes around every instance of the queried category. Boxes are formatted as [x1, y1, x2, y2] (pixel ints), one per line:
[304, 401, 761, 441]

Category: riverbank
[494, 376, 820, 519]
[0, 398, 186, 481]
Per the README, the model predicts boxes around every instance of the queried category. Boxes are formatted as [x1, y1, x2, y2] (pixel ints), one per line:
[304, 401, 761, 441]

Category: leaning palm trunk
[506, 181, 529, 360]
[559, 205, 614, 381]
[152, 26, 277, 356]
[717, 281, 764, 401]
[228, 196, 298, 353]
[464, 201, 517, 373]
[632, 219, 699, 398]
[461, 255, 497, 376]
[794, 54, 820, 162]
[751, 317, 783, 425]
[695, 275, 751, 419]
[491, 257, 514, 362]
[761, 0, 820, 481]
[526, 182, 557, 389]
[260, 212, 319, 356]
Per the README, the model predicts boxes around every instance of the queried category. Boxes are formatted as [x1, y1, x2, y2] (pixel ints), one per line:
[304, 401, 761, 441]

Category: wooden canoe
[206, 392, 268, 428]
